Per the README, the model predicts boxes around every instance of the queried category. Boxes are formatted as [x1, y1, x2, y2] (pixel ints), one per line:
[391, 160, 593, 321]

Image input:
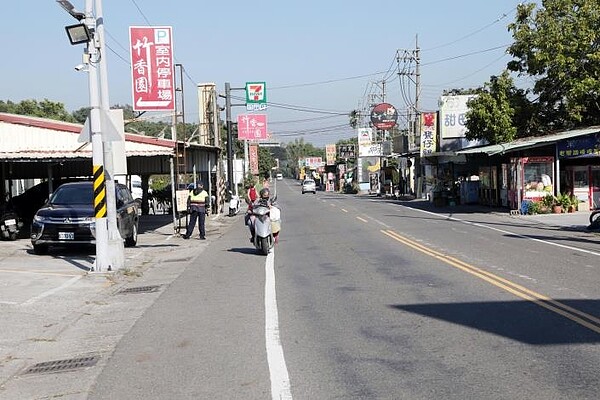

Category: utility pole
[225, 82, 234, 192]
[96, 0, 124, 271]
[397, 36, 421, 196]
[84, 0, 109, 271]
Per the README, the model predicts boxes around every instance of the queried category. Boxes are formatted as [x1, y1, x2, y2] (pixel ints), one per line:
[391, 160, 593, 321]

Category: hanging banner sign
[249, 144, 259, 175]
[420, 112, 438, 156]
[326, 144, 337, 165]
[237, 114, 268, 140]
[129, 26, 175, 111]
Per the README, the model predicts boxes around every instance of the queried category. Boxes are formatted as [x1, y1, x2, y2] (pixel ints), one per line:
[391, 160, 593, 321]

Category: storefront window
[523, 157, 554, 199]
[574, 169, 588, 188]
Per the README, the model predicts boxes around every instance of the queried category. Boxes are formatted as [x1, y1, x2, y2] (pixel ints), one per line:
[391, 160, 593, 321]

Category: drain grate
[118, 285, 161, 294]
[22, 356, 99, 375]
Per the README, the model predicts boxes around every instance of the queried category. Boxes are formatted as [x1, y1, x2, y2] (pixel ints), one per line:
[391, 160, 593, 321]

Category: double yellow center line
[382, 229, 600, 334]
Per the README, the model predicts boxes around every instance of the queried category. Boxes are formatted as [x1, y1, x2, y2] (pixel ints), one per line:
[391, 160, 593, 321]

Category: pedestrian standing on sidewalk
[182, 182, 209, 240]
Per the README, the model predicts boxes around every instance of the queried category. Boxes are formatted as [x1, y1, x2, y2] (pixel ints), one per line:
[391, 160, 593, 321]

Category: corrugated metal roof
[0, 112, 174, 160]
[456, 126, 600, 156]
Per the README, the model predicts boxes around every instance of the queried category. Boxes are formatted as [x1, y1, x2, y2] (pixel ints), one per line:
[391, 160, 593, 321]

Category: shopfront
[557, 132, 600, 210]
[504, 156, 554, 210]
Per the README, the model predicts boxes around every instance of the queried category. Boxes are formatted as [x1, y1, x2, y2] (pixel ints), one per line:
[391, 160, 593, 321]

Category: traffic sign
[245, 82, 267, 105]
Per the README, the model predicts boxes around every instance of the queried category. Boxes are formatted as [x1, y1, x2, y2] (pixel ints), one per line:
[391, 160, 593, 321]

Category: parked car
[302, 179, 316, 194]
[7, 179, 83, 228]
[30, 181, 139, 254]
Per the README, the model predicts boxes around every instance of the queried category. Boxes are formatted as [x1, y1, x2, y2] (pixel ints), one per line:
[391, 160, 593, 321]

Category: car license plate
[4, 219, 16, 226]
[58, 232, 75, 240]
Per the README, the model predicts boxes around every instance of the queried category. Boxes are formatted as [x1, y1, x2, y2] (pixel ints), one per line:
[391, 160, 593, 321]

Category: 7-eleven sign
[245, 82, 267, 104]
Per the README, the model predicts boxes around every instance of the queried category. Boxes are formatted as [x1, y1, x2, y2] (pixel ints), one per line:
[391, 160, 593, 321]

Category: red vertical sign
[249, 144, 259, 175]
[129, 26, 175, 111]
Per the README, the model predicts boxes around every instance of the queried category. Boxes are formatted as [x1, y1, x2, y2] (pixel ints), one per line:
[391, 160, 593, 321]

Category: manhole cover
[118, 285, 161, 294]
[22, 356, 99, 375]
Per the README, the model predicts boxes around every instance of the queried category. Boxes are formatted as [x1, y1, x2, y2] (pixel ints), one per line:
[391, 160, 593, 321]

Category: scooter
[590, 209, 600, 229]
[228, 190, 240, 216]
[0, 209, 20, 241]
[249, 198, 280, 255]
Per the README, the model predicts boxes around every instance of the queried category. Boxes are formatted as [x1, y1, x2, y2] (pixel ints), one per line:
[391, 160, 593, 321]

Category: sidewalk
[362, 194, 597, 233]
[0, 212, 237, 399]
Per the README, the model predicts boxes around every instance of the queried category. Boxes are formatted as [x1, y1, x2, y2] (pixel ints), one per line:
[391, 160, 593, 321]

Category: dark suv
[30, 181, 139, 254]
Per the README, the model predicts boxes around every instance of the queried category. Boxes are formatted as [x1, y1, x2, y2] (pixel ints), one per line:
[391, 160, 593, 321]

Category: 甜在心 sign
[129, 26, 175, 111]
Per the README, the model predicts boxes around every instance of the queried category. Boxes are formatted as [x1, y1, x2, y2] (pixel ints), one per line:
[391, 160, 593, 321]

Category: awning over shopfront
[455, 126, 600, 156]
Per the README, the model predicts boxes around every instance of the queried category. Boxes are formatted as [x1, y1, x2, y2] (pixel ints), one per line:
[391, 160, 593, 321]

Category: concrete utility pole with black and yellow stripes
[58, 0, 124, 272]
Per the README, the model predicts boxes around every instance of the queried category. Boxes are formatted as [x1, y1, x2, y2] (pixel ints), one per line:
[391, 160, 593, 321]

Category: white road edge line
[407, 206, 600, 257]
[265, 250, 293, 400]
[21, 275, 82, 306]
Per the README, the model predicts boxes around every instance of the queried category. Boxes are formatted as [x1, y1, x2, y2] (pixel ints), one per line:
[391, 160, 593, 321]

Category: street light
[64, 23, 91, 45]
[57, 0, 124, 272]
[56, 0, 85, 20]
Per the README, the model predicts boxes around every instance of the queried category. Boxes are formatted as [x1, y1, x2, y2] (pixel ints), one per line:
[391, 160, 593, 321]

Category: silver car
[302, 179, 316, 194]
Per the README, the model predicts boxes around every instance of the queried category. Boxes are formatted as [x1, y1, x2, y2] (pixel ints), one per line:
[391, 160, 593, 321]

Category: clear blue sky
[1, 1, 532, 147]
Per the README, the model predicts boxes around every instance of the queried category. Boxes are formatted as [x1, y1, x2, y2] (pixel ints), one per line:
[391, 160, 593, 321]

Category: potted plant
[553, 193, 571, 213]
[567, 193, 578, 213]
[540, 194, 554, 214]
[552, 194, 564, 213]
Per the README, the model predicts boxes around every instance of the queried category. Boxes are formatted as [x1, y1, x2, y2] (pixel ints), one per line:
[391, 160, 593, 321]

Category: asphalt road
[86, 179, 600, 400]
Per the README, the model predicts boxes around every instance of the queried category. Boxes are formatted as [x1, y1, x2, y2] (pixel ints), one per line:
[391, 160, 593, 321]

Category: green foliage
[0, 99, 77, 123]
[284, 138, 325, 177]
[527, 200, 542, 215]
[464, 71, 521, 144]
[71, 107, 90, 124]
[257, 146, 276, 178]
[541, 194, 555, 208]
[556, 193, 576, 209]
[150, 175, 171, 192]
[507, 0, 600, 131]
[243, 173, 257, 189]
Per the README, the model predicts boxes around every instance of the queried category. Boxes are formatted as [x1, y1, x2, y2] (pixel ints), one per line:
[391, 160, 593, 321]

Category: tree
[507, 0, 600, 131]
[0, 99, 76, 122]
[257, 146, 276, 179]
[464, 71, 527, 144]
[284, 138, 325, 178]
[71, 107, 91, 124]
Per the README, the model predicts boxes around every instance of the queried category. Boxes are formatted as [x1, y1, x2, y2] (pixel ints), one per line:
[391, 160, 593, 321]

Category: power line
[424, 53, 509, 87]
[230, 95, 349, 115]
[268, 114, 344, 125]
[422, 44, 510, 67]
[422, 5, 518, 52]
[129, 0, 152, 25]
[269, 70, 392, 90]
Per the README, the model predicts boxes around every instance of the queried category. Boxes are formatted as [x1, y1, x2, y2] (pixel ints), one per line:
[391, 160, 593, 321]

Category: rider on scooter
[248, 187, 277, 243]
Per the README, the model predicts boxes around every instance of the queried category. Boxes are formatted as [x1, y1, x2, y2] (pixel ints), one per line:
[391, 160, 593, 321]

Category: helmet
[259, 188, 270, 199]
